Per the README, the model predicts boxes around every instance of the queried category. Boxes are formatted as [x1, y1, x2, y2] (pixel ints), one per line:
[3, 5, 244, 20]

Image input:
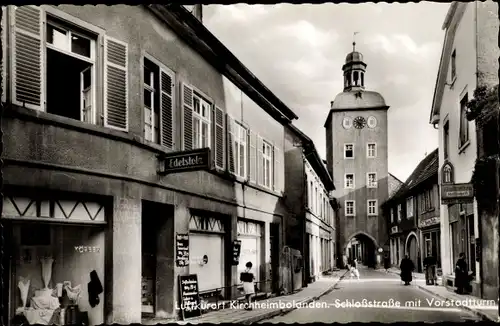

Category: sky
[202, 3, 450, 182]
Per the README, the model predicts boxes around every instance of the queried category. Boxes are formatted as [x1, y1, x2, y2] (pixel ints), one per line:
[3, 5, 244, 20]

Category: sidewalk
[387, 267, 498, 321]
[417, 283, 498, 322]
[144, 269, 348, 325]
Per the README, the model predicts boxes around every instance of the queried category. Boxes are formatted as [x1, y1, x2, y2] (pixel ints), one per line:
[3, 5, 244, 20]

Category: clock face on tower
[353, 116, 367, 129]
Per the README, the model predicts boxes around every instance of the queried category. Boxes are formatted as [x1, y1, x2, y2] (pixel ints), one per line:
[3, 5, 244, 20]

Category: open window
[45, 16, 96, 123]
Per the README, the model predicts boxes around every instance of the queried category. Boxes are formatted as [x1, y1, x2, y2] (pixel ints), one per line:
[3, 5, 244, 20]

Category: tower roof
[345, 50, 364, 64]
[330, 90, 387, 111]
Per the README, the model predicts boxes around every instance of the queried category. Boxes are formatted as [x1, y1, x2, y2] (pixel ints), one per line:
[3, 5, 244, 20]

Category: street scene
[1, 1, 499, 325]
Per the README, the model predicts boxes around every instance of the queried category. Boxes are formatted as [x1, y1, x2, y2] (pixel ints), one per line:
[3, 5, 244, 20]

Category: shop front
[305, 220, 320, 282]
[419, 216, 441, 268]
[2, 191, 108, 326]
[188, 212, 228, 293]
[237, 219, 263, 290]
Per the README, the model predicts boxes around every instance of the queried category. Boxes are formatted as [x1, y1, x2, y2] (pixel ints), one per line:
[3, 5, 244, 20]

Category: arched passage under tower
[343, 232, 379, 268]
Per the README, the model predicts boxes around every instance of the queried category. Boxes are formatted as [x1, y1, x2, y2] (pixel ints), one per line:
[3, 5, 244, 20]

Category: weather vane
[353, 32, 359, 51]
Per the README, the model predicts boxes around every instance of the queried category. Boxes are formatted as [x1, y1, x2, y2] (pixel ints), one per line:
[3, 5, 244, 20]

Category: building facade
[429, 0, 499, 300]
[1, 4, 299, 325]
[384, 149, 440, 273]
[283, 124, 336, 288]
[324, 43, 390, 268]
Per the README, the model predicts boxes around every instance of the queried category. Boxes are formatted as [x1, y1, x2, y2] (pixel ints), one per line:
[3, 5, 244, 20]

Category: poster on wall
[176, 233, 189, 267]
[178, 274, 202, 320]
[232, 240, 242, 265]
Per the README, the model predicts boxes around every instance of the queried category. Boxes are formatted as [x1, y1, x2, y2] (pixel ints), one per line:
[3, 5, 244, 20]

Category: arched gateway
[343, 231, 380, 268]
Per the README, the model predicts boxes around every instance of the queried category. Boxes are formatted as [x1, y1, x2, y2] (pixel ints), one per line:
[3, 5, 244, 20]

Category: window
[367, 143, 377, 158]
[459, 94, 469, 148]
[406, 197, 414, 218]
[361, 72, 364, 87]
[345, 174, 354, 189]
[345, 200, 355, 216]
[192, 93, 211, 150]
[421, 188, 433, 211]
[262, 141, 273, 189]
[451, 50, 456, 81]
[397, 204, 402, 221]
[233, 122, 247, 178]
[315, 187, 319, 214]
[353, 71, 359, 86]
[45, 16, 97, 124]
[309, 181, 313, 209]
[367, 200, 378, 216]
[344, 144, 354, 159]
[390, 208, 395, 223]
[367, 173, 377, 188]
[443, 121, 450, 160]
[143, 59, 159, 143]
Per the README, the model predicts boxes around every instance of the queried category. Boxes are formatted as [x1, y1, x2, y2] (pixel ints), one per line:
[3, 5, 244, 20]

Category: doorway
[270, 223, 279, 293]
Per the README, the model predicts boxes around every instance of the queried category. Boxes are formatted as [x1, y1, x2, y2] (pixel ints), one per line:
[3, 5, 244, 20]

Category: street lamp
[378, 248, 383, 253]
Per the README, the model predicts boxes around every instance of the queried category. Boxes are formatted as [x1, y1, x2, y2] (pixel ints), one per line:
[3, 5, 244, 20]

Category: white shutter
[214, 106, 225, 169]
[11, 5, 44, 111]
[248, 130, 257, 183]
[181, 83, 193, 150]
[2, 7, 8, 104]
[226, 114, 236, 173]
[159, 67, 174, 150]
[273, 144, 283, 193]
[257, 135, 263, 185]
[104, 35, 128, 131]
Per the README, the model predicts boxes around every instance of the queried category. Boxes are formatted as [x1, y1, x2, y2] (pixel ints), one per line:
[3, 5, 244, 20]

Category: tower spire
[353, 32, 359, 52]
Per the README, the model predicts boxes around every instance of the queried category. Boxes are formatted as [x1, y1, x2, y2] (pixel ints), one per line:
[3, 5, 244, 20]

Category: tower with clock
[324, 41, 390, 269]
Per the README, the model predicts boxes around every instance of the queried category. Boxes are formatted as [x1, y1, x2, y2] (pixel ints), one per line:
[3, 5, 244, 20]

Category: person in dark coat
[383, 254, 391, 272]
[455, 252, 468, 294]
[400, 255, 415, 285]
[423, 253, 438, 285]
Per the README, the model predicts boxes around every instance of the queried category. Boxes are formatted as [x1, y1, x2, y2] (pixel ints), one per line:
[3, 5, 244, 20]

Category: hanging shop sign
[158, 148, 211, 175]
[441, 183, 474, 205]
[176, 233, 190, 267]
[232, 240, 242, 266]
[178, 274, 201, 320]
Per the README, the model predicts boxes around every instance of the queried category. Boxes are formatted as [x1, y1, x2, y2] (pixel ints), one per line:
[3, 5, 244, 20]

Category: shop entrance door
[141, 203, 159, 315]
[270, 223, 279, 293]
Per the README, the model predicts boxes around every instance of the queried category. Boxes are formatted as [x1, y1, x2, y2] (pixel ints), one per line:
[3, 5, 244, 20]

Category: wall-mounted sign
[418, 216, 440, 228]
[441, 183, 474, 204]
[158, 148, 211, 175]
[176, 233, 189, 267]
[232, 240, 242, 265]
[178, 274, 201, 320]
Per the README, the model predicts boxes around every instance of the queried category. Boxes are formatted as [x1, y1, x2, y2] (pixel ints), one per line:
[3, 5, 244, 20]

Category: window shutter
[272, 145, 282, 192]
[159, 68, 174, 150]
[226, 114, 235, 173]
[214, 106, 225, 169]
[11, 5, 44, 111]
[104, 36, 128, 131]
[248, 130, 257, 183]
[181, 83, 193, 150]
[257, 135, 263, 185]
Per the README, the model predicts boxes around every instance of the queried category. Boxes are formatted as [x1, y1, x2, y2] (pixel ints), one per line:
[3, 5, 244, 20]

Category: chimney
[192, 4, 203, 23]
[330, 101, 334, 108]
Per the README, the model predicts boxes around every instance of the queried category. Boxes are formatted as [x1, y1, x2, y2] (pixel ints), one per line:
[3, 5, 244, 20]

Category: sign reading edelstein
[158, 148, 211, 175]
[441, 183, 474, 205]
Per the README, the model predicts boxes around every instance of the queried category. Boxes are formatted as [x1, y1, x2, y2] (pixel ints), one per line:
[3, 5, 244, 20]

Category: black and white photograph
[0, 1, 499, 325]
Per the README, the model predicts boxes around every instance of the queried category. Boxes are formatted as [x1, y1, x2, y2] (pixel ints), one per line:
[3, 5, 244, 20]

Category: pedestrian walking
[400, 255, 414, 285]
[240, 261, 255, 310]
[423, 253, 438, 285]
[383, 253, 390, 273]
[350, 258, 360, 280]
[454, 252, 468, 294]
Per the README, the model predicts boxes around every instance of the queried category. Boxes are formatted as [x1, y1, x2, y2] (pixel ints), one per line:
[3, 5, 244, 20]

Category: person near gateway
[240, 261, 256, 310]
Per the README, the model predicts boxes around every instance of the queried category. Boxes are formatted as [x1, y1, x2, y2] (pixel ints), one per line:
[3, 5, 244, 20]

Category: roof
[385, 149, 439, 203]
[389, 173, 403, 185]
[148, 5, 299, 123]
[330, 90, 387, 111]
[287, 124, 335, 191]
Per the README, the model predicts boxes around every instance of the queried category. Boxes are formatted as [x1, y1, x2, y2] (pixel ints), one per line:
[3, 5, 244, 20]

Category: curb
[237, 270, 349, 325]
[417, 285, 495, 322]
